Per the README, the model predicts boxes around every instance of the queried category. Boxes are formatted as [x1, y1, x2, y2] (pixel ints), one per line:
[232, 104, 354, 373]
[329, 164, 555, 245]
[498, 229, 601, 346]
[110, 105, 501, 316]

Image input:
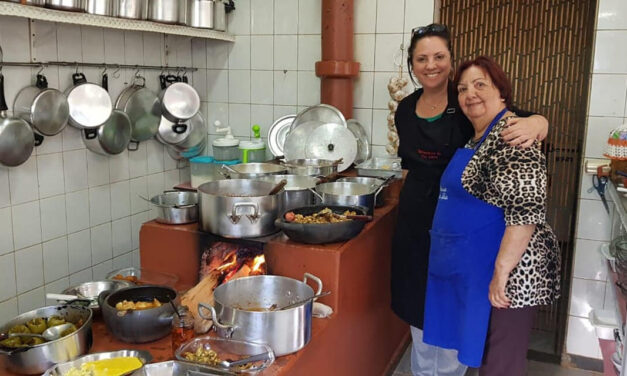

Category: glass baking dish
[175, 336, 275, 374]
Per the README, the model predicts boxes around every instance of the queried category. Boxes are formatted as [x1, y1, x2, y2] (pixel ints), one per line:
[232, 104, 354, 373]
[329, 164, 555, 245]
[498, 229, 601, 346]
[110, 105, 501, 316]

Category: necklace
[420, 95, 445, 110]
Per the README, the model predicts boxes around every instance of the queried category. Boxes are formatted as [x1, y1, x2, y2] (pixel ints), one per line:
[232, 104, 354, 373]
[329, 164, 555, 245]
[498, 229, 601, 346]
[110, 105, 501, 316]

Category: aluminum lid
[282, 120, 325, 161]
[162, 82, 200, 120]
[158, 116, 191, 145]
[30, 88, 69, 136]
[291, 104, 346, 131]
[67, 83, 112, 128]
[305, 123, 357, 172]
[98, 110, 132, 154]
[267, 114, 295, 156]
[347, 119, 371, 165]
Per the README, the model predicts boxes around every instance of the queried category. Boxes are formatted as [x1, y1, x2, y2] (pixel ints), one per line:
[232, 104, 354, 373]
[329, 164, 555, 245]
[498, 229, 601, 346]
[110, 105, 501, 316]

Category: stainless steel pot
[197, 179, 280, 238]
[157, 112, 206, 151]
[260, 174, 319, 214]
[13, 74, 69, 137]
[65, 73, 112, 129]
[99, 285, 176, 343]
[0, 72, 35, 167]
[0, 304, 93, 375]
[159, 81, 200, 123]
[143, 190, 198, 224]
[116, 0, 144, 19]
[282, 159, 340, 177]
[337, 176, 388, 207]
[85, 0, 112, 15]
[147, 0, 178, 23]
[60, 280, 132, 314]
[198, 273, 323, 356]
[220, 163, 287, 179]
[82, 110, 131, 155]
[187, 0, 214, 28]
[213, 0, 226, 31]
[312, 182, 383, 215]
[45, 0, 85, 11]
[115, 76, 161, 143]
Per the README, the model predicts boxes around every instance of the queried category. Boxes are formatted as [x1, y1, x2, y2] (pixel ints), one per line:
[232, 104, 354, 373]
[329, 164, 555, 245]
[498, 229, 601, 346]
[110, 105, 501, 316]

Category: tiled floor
[391, 344, 604, 376]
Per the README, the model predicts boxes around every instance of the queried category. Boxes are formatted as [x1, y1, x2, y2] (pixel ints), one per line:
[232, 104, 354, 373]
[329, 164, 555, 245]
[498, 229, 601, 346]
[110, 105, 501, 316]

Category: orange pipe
[315, 0, 360, 119]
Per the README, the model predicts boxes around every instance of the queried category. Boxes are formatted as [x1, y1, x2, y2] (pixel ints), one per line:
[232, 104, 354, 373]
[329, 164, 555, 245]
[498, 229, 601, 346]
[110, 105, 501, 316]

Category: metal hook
[37, 63, 45, 75]
[182, 68, 188, 78]
[101, 65, 108, 76]
[134, 68, 141, 78]
[75, 62, 80, 74]
[0, 45, 3, 72]
[112, 64, 121, 79]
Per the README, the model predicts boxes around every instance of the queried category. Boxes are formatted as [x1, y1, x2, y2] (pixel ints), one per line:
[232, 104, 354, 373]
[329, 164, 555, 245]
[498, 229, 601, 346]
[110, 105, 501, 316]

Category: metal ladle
[274, 291, 331, 311]
[218, 351, 273, 369]
[7, 323, 74, 342]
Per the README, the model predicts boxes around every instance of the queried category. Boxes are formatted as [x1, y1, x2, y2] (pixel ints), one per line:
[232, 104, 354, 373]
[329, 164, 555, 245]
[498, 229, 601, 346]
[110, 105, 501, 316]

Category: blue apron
[422, 108, 508, 367]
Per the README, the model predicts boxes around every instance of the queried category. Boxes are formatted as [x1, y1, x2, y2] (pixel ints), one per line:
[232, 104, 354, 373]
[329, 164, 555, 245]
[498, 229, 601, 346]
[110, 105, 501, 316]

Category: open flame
[216, 251, 237, 272]
[251, 255, 265, 273]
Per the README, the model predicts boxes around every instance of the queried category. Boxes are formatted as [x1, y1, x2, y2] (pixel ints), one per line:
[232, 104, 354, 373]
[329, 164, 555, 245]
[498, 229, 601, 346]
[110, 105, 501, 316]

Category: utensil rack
[0, 61, 198, 73]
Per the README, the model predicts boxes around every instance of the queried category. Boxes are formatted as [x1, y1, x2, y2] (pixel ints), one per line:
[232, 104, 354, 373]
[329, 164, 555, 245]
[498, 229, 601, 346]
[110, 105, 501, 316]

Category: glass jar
[171, 305, 195, 355]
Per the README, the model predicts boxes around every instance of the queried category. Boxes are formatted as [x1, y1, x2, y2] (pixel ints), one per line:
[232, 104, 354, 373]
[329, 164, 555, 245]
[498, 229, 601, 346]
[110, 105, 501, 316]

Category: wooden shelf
[0, 2, 235, 42]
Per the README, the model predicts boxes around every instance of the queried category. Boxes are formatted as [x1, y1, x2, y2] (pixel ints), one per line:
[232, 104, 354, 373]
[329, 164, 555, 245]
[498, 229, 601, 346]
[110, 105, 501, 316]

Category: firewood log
[181, 270, 220, 334]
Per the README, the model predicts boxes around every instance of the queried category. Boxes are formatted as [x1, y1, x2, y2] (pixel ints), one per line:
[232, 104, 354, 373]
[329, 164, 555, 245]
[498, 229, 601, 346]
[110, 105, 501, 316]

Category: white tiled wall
[0, 17, 204, 317]
[202, 0, 434, 159]
[568, 0, 627, 360]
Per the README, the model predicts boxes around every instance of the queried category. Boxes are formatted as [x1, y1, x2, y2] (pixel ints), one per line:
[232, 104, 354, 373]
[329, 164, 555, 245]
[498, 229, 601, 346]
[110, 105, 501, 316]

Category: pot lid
[267, 114, 295, 157]
[0, 117, 35, 167]
[305, 123, 357, 172]
[120, 87, 160, 142]
[347, 119, 371, 165]
[99, 110, 132, 155]
[30, 88, 69, 136]
[162, 82, 200, 120]
[282, 120, 324, 161]
[158, 116, 191, 145]
[291, 104, 346, 131]
[67, 83, 112, 128]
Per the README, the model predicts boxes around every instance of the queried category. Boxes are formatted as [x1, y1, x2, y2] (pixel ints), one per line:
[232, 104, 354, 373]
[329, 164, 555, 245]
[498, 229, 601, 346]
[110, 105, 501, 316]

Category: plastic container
[589, 309, 620, 340]
[175, 335, 275, 374]
[212, 121, 240, 161]
[190, 156, 240, 188]
[240, 125, 266, 163]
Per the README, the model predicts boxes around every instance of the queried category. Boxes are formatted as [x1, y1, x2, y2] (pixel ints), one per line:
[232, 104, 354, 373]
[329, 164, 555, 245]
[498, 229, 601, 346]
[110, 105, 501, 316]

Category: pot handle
[84, 128, 98, 140]
[158, 312, 174, 325]
[198, 303, 235, 338]
[303, 273, 323, 295]
[128, 140, 139, 151]
[172, 123, 188, 134]
[34, 132, 44, 147]
[36, 74, 48, 89]
[72, 72, 87, 85]
[229, 202, 260, 224]
[308, 188, 323, 202]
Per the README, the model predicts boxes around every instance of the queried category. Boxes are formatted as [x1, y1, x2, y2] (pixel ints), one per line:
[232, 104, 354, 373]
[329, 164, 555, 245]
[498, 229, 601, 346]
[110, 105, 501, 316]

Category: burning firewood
[181, 270, 220, 334]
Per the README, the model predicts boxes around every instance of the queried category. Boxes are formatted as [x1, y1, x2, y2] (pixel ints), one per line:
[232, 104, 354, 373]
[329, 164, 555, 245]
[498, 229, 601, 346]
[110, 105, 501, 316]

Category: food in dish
[0, 316, 82, 348]
[111, 274, 139, 284]
[115, 299, 162, 311]
[285, 207, 357, 224]
[64, 356, 143, 376]
[182, 347, 221, 366]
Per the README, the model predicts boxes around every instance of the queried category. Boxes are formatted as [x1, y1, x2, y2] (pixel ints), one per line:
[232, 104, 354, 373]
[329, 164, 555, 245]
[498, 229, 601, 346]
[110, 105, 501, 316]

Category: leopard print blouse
[461, 117, 561, 308]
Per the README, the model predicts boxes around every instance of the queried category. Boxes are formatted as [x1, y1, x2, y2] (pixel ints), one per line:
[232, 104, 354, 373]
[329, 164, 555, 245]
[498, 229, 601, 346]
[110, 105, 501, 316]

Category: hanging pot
[0, 72, 35, 167]
[85, 0, 113, 15]
[158, 76, 200, 123]
[157, 112, 206, 151]
[115, 75, 161, 148]
[65, 72, 112, 129]
[13, 73, 69, 137]
[45, 0, 85, 12]
[115, 0, 144, 19]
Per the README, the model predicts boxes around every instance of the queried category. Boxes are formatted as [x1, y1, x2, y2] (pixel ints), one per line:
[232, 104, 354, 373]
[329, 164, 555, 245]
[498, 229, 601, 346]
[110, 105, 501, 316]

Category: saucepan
[0, 71, 36, 167]
[337, 176, 393, 207]
[140, 190, 198, 224]
[311, 182, 383, 215]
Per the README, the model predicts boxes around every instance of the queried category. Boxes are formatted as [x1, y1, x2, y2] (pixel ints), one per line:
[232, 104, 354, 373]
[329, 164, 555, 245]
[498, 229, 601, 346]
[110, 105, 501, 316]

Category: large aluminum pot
[116, 0, 144, 19]
[143, 190, 198, 224]
[213, 0, 226, 31]
[147, 0, 178, 23]
[337, 176, 389, 207]
[65, 73, 112, 129]
[220, 163, 287, 179]
[198, 273, 323, 356]
[312, 182, 383, 215]
[85, 0, 112, 15]
[260, 174, 319, 214]
[0, 304, 93, 375]
[82, 111, 132, 155]
[13, 74, 69, 136]
[115, 76, 161, 143]
[282, 159, 340, 177]
[99, 285, 176, 343]
[197, 179, 280, 238]
[187, 0, 214, 29]
[45, 0, 85, 11]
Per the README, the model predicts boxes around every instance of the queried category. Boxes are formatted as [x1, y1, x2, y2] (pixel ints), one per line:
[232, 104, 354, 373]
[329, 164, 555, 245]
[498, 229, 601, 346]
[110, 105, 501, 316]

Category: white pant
[410, 326, 468, 376]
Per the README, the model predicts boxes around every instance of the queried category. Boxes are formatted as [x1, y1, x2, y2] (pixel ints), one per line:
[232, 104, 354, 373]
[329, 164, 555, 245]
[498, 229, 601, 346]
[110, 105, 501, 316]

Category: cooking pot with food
[198, 273, 322, 356]
[98, 285, 176, 343]
[197, 179, 281, 238]
[0, 304, 93, 375]
[337, 176, 390, 207]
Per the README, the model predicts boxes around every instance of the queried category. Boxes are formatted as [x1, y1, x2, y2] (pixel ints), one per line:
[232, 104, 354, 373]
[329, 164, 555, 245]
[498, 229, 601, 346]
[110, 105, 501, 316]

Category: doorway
[438, 0, 598, 360]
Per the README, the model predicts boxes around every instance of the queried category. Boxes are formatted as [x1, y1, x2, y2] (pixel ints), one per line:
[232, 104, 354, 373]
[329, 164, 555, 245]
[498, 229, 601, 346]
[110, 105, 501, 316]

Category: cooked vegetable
[26, 318, 47, 334]
[183, 347, 220, 366]
[61, 323, 77, 337]
[8, 324, 30, 335]
[25, 337, 45, 346]
[287, 208, 357, 224]
[0, 337, 22, 348]
[47, 316, 66, 327]
[115, 299, 162, 311]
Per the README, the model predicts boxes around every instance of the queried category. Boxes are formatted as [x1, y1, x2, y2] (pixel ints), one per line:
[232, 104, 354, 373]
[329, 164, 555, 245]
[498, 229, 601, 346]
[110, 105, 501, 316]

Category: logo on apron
[438, 187, 448, 200]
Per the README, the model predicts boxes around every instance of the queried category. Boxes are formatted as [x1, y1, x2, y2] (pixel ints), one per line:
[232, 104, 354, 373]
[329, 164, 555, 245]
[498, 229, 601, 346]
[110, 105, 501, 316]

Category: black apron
[390, 86, 472, 329]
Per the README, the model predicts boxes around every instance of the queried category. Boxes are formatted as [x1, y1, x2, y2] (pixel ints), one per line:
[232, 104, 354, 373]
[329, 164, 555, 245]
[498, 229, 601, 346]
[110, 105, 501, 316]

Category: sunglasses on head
[411, 24, 448, 37]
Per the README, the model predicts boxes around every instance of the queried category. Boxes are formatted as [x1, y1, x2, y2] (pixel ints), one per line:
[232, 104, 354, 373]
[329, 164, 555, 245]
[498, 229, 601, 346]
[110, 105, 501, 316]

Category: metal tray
[355, 157, 402, 178]
[132, 360, 235, 376]
[43, 349, 152, 376]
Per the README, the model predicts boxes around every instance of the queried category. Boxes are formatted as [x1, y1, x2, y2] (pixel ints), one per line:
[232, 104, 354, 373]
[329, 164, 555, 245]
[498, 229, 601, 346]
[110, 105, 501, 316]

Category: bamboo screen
[439, 0, 597, 356]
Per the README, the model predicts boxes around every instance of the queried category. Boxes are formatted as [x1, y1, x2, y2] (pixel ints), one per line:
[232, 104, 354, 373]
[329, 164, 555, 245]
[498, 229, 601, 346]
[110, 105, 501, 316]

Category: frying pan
[0, 72, 35, 167]
[274, 205, 369, 244]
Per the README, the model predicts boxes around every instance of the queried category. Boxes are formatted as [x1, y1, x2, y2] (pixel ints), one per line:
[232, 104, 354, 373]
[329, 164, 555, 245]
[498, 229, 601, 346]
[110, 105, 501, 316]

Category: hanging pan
[0, 70, 35, 167]
[115, 72, 161, 149]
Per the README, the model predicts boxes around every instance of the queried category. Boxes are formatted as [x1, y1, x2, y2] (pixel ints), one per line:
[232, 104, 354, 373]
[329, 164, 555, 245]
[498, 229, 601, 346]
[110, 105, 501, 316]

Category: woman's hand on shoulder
[501, 115, 549, 148]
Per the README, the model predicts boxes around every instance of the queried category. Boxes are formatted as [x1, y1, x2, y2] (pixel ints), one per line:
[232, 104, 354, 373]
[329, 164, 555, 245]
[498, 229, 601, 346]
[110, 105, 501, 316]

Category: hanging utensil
[268, 179, 288, 195]
[115, 74, 161, 146]
[588, 175, 610, 214]
[65, 71, 112, 129]
[0, 71, 35, 167]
